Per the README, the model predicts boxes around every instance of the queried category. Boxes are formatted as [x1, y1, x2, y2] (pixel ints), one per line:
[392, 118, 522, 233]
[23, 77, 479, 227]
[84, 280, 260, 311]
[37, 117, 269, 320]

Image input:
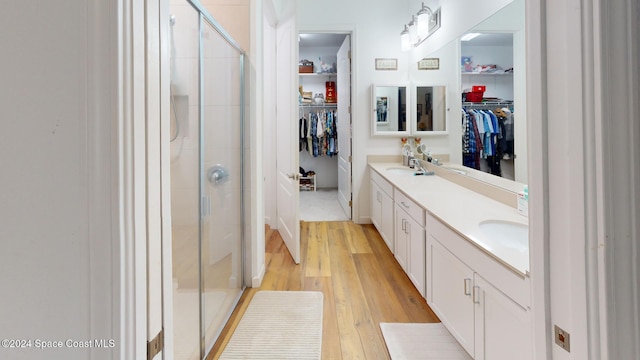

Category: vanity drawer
[371, 169, 394, 197]
[394, 189, 425, 227]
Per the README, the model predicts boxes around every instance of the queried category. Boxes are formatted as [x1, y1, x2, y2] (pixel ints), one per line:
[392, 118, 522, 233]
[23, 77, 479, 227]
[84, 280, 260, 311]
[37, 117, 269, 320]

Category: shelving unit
[299, 173, 316, 191]
[299, 103, 337, 108]
[299, 72, 337, 77]
[461, 72, 513, 76]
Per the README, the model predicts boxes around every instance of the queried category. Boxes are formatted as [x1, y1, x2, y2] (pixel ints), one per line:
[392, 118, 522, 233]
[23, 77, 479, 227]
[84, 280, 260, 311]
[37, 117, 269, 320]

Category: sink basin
[478, 220, 528, 252]
[386, 167, 419, 175]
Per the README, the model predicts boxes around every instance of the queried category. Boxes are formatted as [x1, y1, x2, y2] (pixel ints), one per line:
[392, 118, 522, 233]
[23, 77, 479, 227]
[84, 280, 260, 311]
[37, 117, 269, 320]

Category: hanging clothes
[299, 108, 339, 158]
[462, 106, 513, 176]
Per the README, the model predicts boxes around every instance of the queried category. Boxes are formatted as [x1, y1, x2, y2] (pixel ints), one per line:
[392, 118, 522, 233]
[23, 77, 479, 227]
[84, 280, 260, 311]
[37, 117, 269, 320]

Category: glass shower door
[200, 17, 244, 355]
[169, 1, 245, 358]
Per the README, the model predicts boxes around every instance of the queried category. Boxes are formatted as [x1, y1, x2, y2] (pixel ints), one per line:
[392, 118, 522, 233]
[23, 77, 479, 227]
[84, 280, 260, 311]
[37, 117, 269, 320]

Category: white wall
[201, 0, 250, 52]
[0, 1, 119, 359]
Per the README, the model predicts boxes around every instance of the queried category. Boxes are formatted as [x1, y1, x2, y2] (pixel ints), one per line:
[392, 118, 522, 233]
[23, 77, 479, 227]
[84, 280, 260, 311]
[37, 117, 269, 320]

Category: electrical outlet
[554, 325, 570, 352]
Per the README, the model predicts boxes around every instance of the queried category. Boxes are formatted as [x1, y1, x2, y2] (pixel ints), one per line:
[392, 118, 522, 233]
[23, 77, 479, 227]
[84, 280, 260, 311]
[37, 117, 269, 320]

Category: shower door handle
[208, 165, 230, 185]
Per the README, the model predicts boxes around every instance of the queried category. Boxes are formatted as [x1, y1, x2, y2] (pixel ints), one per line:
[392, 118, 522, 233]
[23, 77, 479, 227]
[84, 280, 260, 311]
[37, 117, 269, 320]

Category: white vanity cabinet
[428, 238, 475, 355]
[473, 274, 531, 360]
[426, 213, 531, 359]
[394, 189, 426, 296]
[370, 170, 394, 251]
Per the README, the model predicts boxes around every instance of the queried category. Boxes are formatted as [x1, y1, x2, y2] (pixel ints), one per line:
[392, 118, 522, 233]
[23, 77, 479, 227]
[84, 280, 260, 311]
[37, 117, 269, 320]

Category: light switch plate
[554, 325, 570, 352]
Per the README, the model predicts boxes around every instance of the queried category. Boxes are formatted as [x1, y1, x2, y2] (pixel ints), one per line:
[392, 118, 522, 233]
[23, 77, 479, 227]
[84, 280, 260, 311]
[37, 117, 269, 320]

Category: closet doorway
[298, 33, 352, 222]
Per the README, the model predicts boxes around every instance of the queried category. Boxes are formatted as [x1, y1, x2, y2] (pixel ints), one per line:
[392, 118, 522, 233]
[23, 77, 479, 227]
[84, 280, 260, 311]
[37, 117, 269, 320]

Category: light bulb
[416, 3, 432, 39]
[408, 15, 418, 45]
[400, 25, 411, 51]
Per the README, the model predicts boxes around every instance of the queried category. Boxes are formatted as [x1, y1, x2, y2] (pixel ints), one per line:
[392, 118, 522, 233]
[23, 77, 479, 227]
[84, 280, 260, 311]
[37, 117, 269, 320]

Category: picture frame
[375, 58, 398, 71]
[376, 97, 389, 123]
[418, 58, 440, 70]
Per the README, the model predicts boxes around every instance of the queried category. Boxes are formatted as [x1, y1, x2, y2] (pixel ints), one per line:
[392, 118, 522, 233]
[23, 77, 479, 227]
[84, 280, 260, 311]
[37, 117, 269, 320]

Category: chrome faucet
[410, 158, 435, 175]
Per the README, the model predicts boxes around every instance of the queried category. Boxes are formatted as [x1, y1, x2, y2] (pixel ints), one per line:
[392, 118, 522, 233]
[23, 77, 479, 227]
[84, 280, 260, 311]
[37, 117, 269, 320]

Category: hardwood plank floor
[206, 221, 440, 360]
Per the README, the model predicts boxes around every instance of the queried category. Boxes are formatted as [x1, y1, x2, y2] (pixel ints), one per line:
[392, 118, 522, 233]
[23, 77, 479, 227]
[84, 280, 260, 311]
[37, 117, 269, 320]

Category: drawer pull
[401, 201, 410, 209]
[473, 285, 480, 304]
[464, 278, 471, 296]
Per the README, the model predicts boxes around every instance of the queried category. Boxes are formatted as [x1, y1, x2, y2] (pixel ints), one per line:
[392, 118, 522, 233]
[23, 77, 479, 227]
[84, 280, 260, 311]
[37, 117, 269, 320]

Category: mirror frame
[371, 83, 411, 137]
[411, 83, 449, 136]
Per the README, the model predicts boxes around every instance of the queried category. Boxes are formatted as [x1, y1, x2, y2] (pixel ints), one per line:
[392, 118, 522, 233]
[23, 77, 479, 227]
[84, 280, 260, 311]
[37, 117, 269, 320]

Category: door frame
[295, 26, 357, 222]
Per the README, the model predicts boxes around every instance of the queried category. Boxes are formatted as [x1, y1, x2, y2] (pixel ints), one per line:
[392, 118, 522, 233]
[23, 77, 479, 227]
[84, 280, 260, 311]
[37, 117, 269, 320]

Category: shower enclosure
[169, 1, 246, 358]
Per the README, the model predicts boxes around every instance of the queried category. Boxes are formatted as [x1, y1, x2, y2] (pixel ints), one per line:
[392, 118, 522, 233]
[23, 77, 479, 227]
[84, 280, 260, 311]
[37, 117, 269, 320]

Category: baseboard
[252, 263, 265, 288]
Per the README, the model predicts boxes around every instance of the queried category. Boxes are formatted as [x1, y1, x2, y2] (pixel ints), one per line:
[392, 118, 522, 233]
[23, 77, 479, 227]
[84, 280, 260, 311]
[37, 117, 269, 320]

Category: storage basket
[466, 85, 486, 102]
[299, 60, 314, 73]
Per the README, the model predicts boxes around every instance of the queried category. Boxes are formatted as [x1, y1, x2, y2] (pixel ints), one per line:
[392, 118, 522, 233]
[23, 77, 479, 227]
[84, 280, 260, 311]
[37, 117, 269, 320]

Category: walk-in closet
[298, 33, 351, 221]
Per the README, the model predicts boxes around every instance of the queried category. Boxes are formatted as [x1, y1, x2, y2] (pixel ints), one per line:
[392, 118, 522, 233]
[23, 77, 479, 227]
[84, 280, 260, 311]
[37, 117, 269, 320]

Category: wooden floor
[206, 221, 440, 359]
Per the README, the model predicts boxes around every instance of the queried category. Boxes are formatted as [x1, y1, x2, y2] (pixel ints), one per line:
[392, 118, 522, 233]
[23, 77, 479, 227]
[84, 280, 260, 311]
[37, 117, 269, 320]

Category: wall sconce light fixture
[401, 2, 441, 51]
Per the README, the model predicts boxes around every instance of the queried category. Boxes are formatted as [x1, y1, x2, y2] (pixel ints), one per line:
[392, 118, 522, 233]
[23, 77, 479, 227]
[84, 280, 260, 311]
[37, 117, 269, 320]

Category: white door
[275, 13, 300, 263]
[337, 35, 352, 219]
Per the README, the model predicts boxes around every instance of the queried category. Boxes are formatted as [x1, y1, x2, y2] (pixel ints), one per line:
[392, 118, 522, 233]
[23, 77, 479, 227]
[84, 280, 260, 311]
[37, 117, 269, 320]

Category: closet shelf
[299, 72, 337, 77]
[461, 72, 513, 76]
[299, 103, 337, 107]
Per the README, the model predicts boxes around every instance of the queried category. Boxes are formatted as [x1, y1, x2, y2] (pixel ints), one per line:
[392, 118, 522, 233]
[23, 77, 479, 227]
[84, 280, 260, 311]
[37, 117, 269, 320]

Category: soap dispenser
[518, 185, 529, 216]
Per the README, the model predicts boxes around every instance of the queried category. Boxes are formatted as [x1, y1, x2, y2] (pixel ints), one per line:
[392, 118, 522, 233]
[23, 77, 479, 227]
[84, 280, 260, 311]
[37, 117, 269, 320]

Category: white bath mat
[219, 290, 323, 359]
[380, 322, 472, 360]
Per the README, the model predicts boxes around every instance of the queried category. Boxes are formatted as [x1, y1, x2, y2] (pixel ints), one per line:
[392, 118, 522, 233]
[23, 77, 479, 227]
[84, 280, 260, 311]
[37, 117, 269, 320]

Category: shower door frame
[196, 5, 247, 358]
[164, 0, 248, 358]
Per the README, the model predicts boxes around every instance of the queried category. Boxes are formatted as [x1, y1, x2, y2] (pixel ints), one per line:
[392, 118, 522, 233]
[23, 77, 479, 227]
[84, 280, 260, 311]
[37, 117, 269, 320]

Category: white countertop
[369, 162, 529, 276]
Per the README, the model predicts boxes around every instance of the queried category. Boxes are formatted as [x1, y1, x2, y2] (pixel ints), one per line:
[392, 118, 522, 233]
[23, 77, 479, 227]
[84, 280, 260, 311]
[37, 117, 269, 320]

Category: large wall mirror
[413, 85, 447, 135]
[412, 0, 526, 189]
[371, 83, 410, 136]
[457, 0, 526, 185]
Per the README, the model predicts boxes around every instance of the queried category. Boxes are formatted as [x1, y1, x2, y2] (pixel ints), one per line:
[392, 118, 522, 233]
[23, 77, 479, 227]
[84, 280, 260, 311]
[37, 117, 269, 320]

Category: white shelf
[461, 72, 513, 76]
[299, 103, 337, 107]
[299, 72, 337, 77]
[299, 174, 316, 191]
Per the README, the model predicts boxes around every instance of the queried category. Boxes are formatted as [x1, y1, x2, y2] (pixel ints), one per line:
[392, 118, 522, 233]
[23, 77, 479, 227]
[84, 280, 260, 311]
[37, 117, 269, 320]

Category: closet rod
[299, 104, 338, 107]
[462, 101, 513, 110]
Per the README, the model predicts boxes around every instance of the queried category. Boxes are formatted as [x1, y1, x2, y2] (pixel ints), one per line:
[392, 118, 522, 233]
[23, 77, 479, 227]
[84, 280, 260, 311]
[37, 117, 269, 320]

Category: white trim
[526, 0, 551, 358]
[264, 0, 278, 26]
[159, 0, 174, 357]
[118, 0, 148, 358]
[597, 0, 640, 358]
[295, 25, 359, 223]
[584, 0, 607, 358]
[252, 263, 266, 288]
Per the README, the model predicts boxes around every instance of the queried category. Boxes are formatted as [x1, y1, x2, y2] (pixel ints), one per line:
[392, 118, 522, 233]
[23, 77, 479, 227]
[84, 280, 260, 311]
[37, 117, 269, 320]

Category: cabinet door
[370, 179, 394, 251]
[473, 274, 532, 360]
[394, 205, 409, 271]
[380, 189, 394, 251]
[407, 215, 425, 296]
[370, 180, 382, 229]
[428, 236, 475, 357]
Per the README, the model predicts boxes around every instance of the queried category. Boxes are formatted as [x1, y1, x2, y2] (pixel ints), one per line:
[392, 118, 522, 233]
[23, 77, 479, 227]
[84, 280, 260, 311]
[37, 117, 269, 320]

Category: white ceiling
[298, 33, 347, 48]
